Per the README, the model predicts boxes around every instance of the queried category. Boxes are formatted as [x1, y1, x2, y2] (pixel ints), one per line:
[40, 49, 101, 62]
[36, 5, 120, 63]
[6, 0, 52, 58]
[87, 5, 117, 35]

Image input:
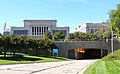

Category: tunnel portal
[68, 48, 108, 59]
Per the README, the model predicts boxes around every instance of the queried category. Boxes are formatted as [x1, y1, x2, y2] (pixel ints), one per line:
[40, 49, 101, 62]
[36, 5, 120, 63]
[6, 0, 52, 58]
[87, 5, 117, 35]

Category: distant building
[11, 20, 69, 38]
[3, 29, 10, 35]
[75, 22, 109, 33]
[75, 25, 87, 33]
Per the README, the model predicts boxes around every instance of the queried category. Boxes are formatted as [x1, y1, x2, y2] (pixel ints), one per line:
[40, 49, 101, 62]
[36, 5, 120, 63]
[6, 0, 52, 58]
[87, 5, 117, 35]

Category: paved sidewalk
[0, 60, 97, 74]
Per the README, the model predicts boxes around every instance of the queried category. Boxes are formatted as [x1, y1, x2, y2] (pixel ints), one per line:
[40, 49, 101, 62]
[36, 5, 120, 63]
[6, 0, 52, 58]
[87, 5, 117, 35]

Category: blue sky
[0, 0, 120, 34]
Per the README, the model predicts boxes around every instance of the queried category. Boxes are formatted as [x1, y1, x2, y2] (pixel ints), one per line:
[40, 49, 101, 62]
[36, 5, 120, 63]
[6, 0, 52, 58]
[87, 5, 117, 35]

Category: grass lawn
[0, 55, 71, 65]
[83, 49, 120, 74]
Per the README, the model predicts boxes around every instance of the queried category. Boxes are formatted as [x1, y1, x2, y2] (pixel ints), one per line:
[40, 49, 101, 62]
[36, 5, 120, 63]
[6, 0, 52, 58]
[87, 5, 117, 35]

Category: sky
[0, 0, 120, 34]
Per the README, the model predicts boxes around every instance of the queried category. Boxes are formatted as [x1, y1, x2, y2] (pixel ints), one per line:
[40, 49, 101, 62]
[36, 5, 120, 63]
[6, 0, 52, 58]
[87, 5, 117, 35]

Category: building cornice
[24, 20, 57, 22]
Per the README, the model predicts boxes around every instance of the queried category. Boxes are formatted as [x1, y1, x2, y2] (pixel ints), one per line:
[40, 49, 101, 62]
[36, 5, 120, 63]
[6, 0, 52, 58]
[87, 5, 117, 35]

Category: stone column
[40, 27, 42, 35]
[75, 50, 78, 59]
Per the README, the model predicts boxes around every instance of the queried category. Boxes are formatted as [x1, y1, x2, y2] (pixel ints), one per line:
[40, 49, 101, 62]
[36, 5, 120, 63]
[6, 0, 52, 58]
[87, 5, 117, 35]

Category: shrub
[102, 49, 120, 61]
[10, 53, 25, 58]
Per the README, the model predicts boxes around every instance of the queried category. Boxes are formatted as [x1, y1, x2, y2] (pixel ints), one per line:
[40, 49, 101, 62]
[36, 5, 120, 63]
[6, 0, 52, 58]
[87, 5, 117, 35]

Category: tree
[42, 37, 57, 57]
[34, 38, 44, 56]
[68, 32, 98, 41]
[0, 36, 3, 54]
[10, 35, 21, 57]
[53, 32, 65, 41]
[87, 33, 97, 41]
[43, 31, 52, 39]
[95, 29, 104, 40]
[43, 38, 52, 56]
[1, 35, 11, 57]
[68, 33, 75, 40]
[28, 37, 35, 50]
[79, 32, 88, 41]
[103, 32, 111, 41]
[73, 32, 80, 41]
[0, 33, 2, 36]
[19, 36, 29, 55]
[109, 4, 120, 38]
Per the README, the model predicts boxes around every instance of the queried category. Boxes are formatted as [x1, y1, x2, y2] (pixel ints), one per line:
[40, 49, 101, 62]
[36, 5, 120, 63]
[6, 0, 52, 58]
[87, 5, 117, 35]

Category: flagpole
[4, 22, 6, 31]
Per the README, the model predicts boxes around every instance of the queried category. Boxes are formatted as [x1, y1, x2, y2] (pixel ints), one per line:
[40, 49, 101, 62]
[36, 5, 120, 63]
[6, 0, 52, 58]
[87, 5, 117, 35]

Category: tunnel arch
[68, 48, 108, 59]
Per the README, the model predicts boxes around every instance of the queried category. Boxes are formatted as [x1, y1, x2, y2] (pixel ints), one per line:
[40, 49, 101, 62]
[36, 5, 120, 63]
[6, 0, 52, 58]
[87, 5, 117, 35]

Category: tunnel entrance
[68, 48, 108, 59]
[75, 48, 101, 59]
[84, 49, 101, 59]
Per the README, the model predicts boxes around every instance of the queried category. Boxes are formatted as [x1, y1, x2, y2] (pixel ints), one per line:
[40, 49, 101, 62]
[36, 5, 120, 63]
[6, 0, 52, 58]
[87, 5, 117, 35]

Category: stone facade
[75, 22, 109, 33]
[11, 20, 69, 38]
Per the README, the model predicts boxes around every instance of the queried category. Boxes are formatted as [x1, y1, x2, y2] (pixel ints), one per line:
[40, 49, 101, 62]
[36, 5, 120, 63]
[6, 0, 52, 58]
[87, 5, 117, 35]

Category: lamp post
[101, 23, 114, 54]
[111, 25, 114, 55]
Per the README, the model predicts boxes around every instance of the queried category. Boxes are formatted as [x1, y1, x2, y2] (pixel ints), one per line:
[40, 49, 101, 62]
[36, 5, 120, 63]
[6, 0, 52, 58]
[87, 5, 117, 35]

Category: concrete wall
[55, 40, 120, 58]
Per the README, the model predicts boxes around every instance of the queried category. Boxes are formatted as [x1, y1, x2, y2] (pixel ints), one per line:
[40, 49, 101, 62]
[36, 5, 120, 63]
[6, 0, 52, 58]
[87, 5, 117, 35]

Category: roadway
[0, 60, 97, 74]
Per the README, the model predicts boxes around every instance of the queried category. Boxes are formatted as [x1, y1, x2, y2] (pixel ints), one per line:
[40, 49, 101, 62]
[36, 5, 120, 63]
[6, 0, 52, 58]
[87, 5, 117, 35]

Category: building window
[91, 29, 94, 33]
[47, 27, 48, 31]
[31, 26, 49, 36]
[35, 27, 36, 35]
[39, 27, 41, 35]
[32, 27, 34, 35]
[13, 30, 28, 35]
[87, 29, 89, 32]
[95, 29, 97, 32]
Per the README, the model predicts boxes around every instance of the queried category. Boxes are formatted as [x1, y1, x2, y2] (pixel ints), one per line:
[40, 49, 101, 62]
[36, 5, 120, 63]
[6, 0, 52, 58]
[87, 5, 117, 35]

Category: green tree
[43, 37, 57, 57]
[67, 33, 75, 41]
[95, 29, 104, 40]
[103, 32, 111, 41]
[86, 33, 97, 41]
[10, 35, 21, 57]
[79, 32, 88, 41]
[0, 36, 3, 54]
[28, 37, 35, 50]
[73, 32, 80, 41]
[53, 32, 65, 41]
[68, 32, 98, 41]
[109, 4, 120, 38]
[43, 31, 52, 39]
[1, 35, 11, 57]
[35, 38, 44, 56]
[19, 36, 29, 55]
[0, 33, 2, 36]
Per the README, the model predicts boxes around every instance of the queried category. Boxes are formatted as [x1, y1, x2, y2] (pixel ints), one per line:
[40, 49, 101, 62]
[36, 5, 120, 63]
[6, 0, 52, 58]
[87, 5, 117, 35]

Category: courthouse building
[11, 20, 69, 38]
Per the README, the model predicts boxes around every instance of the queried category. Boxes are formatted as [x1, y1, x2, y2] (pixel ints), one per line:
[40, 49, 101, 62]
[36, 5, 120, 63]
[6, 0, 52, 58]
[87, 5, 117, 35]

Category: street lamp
[111, 25, 114, 55]
[101, 22, 114, 55]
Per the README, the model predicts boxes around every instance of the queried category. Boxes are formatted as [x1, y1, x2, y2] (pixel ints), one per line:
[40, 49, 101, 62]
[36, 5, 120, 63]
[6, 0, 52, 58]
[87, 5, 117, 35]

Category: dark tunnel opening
[83, 49, 101, 59]
[68, 48, 108, 59]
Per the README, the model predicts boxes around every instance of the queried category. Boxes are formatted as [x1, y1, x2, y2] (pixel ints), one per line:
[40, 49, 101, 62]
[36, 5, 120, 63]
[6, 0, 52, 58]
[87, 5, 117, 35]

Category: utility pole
[111, 25, 114, 55]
